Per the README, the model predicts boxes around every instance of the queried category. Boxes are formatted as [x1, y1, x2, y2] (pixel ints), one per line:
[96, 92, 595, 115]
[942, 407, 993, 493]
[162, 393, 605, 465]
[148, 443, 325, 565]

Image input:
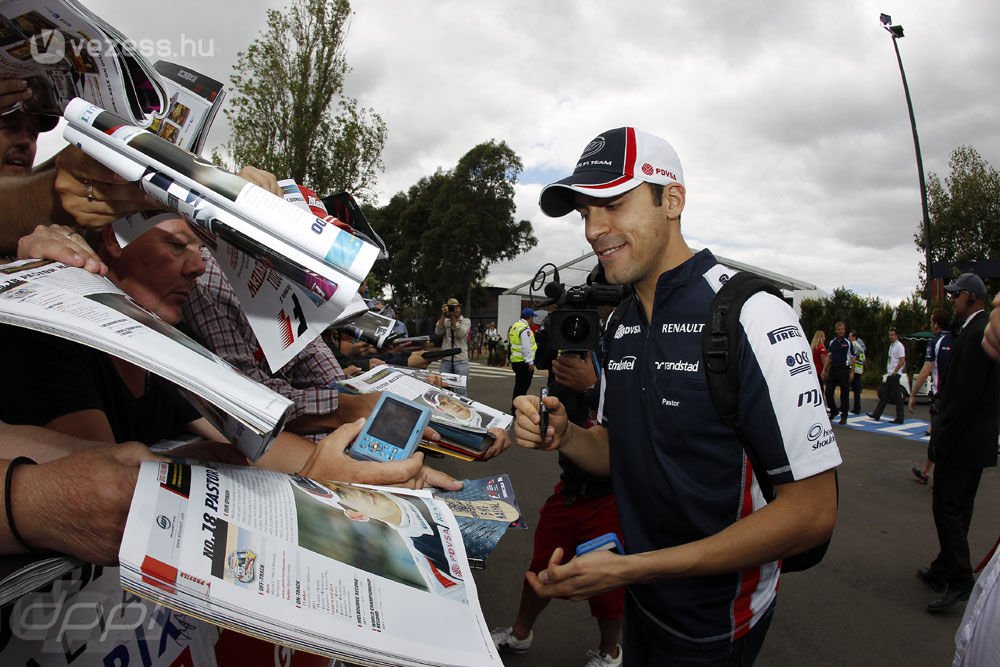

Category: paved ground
[431, 363, 999, 666]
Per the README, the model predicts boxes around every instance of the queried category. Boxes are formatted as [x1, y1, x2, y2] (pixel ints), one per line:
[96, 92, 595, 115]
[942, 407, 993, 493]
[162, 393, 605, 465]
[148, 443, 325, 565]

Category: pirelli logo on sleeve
[767, 325, 803, 345]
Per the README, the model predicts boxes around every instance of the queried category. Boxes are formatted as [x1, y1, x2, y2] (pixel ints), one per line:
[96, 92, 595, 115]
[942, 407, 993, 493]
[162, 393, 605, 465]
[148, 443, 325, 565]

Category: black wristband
[4, 456, 44, 555]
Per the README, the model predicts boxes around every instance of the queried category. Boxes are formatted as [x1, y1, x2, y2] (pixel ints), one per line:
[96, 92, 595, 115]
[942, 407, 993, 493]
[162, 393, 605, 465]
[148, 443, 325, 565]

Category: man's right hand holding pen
[512, 393, 611, 478]
[512, 392, 569, 452]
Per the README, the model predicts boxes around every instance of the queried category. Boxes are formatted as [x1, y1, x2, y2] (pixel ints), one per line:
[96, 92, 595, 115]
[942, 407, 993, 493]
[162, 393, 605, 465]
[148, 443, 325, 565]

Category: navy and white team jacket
[597, 249, 842, 644]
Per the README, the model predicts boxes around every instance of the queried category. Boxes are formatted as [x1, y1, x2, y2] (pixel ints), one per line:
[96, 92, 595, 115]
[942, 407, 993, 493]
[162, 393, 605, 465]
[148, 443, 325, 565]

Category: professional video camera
[530, 262, 630, 355]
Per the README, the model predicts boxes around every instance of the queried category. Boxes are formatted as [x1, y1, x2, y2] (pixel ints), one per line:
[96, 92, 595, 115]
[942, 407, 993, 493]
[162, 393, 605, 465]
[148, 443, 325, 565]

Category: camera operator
[435, 297, 471, 395]
[492, 306, 624, 664]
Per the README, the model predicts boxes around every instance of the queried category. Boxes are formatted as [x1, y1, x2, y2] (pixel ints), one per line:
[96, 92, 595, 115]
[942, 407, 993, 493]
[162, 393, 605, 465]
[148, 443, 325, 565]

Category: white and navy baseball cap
[538, 127, 684, 218]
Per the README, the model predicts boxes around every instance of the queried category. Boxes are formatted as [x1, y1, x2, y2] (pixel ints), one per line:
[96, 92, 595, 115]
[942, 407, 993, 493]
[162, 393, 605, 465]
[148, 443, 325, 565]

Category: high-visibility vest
[508, 320, 536, 363]
[852, 340, 865, 374]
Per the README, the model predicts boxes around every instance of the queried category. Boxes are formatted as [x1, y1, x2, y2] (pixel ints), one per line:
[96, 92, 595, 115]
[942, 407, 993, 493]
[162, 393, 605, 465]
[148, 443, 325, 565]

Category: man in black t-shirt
[492, 320, 624, 665]
[0, 216, 210, 443]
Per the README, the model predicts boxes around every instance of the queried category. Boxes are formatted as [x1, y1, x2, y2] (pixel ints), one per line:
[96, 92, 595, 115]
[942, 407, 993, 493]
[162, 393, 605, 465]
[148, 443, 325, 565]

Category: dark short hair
[931, 308, 950, 329]
[888, 326, 897, 334]
[648, 182, 664, 206]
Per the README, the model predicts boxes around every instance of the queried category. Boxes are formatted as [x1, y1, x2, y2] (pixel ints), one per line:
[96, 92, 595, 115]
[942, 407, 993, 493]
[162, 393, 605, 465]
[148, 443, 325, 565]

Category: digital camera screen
[366, 397, 422, 446]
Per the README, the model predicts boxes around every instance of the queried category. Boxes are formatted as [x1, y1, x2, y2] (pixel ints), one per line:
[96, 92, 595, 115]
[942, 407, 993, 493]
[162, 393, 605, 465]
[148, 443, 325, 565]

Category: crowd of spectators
[0, 94, 509, 664]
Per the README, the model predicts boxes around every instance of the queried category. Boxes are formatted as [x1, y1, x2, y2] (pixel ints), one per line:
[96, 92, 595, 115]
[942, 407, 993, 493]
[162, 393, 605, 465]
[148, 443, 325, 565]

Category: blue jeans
[439, 358, 469, 395]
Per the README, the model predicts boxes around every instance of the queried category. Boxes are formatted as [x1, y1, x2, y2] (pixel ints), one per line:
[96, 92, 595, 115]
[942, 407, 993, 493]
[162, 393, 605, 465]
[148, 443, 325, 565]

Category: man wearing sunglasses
[918, 272, 1000, 613]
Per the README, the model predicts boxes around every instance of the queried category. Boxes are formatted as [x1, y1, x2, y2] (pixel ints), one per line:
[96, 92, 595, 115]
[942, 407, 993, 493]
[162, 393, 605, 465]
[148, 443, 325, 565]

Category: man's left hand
[526, 547, 629, 601]
[17, 224, 107, 274]
[54, 146, 154, 228]
[407, 351, 430, 369]
[298, 419, 424, 486]
[551, 353, 597, 393]
[334, 392, 381, 425]
[479, 427, 511, 460]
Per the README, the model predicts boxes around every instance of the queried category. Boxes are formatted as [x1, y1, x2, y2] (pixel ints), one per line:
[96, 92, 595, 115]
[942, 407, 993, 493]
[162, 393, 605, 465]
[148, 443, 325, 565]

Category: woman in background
[812, 330, 828, 401]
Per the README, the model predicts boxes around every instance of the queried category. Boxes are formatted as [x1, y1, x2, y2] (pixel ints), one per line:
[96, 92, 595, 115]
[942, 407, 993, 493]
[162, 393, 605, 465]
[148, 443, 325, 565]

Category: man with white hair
[0, 215, 439, 487]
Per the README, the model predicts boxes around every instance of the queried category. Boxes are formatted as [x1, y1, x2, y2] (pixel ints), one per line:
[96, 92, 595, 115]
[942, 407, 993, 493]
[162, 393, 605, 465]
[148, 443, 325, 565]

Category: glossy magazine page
[119, 461, 502, 667]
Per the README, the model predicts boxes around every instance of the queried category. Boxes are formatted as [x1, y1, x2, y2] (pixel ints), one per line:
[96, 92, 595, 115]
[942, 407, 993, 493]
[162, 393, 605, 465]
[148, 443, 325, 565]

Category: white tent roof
[501, 249, 819, 298]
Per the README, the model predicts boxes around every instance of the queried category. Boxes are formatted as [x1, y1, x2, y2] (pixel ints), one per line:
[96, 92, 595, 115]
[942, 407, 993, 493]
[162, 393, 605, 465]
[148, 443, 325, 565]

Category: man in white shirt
[868, 326, 907, 424]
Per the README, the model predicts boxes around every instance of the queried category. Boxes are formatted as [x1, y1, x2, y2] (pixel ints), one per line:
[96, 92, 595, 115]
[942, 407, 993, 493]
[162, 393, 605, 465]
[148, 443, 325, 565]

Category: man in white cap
[918, 272, 999, 613]
[511, 127, 840, 665]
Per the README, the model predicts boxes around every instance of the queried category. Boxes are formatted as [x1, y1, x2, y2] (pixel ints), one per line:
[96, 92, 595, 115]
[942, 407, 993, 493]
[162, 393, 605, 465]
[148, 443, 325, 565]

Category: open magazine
[393, 366, 467, 392]
[339, 308, 401, 349]
[0, 0, 167, 124]
[0, 259, 292, 460]
[435, 474, 525, 569]
[0, 474, 524, 611]
[338, 367, 512, 460]
[64, 97, 383, 369]
[112, 189, 375, 373]
[63, 97, 381, 310]
[120, 461, 503, 667]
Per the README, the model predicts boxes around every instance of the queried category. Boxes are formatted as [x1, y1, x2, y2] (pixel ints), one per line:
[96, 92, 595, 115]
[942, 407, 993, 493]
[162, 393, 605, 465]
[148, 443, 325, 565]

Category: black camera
[447, 304, 456, 312]
[531, 263, 628, 354]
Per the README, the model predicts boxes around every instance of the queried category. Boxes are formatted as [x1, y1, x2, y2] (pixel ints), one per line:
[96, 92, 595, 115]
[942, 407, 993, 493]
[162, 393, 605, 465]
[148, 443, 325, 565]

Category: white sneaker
[584, 644, 623, 667]
[490, 626, 532, 654]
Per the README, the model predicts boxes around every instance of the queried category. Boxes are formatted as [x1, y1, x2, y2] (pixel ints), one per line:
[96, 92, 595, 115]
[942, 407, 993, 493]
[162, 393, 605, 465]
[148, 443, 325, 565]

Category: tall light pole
[881, 13, 933, 306]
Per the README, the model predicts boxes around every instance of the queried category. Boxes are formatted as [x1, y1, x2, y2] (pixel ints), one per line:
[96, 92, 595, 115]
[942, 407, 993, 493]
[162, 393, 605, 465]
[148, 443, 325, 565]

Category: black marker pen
[538, 386, 549, 441]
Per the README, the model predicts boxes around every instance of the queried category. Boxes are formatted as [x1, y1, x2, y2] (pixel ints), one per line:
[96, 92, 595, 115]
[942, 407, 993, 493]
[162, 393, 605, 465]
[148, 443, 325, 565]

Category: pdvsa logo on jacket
[614, 324, 642, 339]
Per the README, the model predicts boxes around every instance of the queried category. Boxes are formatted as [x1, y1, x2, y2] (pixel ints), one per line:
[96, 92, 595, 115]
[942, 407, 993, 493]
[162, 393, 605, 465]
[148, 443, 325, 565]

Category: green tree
[218, 0, 387, 200]
[369, 141, 537, 319]
[916, 145, 1000, 289]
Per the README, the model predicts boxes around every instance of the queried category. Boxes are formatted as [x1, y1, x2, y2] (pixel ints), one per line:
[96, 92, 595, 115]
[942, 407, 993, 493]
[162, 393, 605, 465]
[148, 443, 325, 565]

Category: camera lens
[559, 313, 593, 347]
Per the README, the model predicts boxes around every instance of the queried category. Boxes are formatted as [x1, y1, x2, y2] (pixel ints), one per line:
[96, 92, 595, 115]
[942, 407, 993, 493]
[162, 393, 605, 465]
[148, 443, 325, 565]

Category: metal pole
[888, 31, 933, 305]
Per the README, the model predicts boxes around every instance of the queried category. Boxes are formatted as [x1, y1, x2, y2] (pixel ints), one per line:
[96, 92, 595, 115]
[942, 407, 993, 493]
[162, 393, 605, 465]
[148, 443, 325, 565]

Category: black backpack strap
[702, 271, 836, 572]
[702, 272, 784, 436]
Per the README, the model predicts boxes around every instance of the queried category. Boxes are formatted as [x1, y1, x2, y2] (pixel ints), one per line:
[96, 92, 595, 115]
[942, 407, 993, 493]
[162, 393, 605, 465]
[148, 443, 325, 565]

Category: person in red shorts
[491, 342, 624, 667]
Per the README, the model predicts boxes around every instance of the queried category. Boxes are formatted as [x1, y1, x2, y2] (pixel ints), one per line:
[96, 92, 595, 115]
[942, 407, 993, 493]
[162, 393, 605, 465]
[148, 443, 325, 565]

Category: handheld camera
[575, 532, 623, 557]
[531, 263, 629, 355]
[349, 394, 432, 463]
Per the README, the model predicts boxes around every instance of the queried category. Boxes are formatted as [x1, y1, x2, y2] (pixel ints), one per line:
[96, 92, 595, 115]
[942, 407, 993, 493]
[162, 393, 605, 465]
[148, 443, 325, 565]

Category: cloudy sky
[38, 0, 1000, 304]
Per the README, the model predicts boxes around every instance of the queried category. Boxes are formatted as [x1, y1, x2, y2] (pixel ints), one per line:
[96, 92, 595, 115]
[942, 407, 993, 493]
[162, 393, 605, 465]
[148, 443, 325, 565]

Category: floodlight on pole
[881, 13, 933, 305]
